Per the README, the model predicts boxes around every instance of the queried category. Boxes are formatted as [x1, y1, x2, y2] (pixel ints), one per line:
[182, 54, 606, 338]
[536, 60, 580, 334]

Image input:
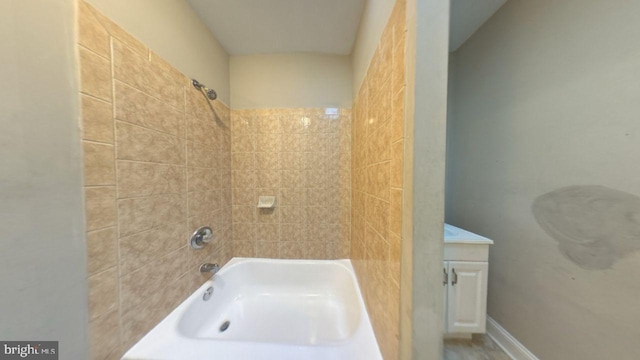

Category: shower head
[191, 79, 217, 100]
[205, 88, 217, 100]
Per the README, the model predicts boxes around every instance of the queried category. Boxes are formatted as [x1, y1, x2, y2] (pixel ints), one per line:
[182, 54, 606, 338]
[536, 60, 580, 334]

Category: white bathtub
[122, 258, 382, 360]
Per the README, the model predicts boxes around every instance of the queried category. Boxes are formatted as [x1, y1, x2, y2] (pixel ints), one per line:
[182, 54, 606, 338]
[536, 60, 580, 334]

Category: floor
[444, 334, 510, 360]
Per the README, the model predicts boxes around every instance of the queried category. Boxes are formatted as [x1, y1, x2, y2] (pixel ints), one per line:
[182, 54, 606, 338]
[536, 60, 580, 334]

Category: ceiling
[187, 0, 505, 56]
[450, 0, 508, 51]
[187, 0, 366, 56]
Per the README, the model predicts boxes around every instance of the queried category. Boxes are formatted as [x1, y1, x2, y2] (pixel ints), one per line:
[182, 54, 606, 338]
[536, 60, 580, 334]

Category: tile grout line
[114, 116, 184, 139]
[80, 91, 112, 105]
[113, 77, 184, 113]
[82, 138, 114, 147]
[78, 43, 110, 62]
[107, 34, 126, 355]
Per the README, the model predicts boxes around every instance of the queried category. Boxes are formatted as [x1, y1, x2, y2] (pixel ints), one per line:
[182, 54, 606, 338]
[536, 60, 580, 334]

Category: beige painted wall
[0, 0, 88, 357]
[230, 53, 352, 109]
[402, 0, 448, 358]
[447, 0, 640, 358]
[352, 0, 396, 95]
[86, 0, 230, 105]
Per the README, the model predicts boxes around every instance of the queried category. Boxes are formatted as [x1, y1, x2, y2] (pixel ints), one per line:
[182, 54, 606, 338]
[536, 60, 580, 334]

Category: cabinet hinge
[443, 267, 448, 285]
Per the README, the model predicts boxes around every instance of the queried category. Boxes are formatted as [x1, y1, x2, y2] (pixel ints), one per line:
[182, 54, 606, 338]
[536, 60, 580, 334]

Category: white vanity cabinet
[444, 261, 488, 333]
[443, 224, 493, 335]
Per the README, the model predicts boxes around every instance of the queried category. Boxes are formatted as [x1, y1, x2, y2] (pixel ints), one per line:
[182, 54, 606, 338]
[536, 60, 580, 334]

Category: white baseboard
[486, 317, 539, 360]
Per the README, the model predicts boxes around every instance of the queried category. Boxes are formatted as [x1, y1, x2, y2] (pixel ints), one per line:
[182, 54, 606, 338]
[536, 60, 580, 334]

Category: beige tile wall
[351, 0, 406, 359]
[230, 108, 351, 259]
[78, 2, 232, 358]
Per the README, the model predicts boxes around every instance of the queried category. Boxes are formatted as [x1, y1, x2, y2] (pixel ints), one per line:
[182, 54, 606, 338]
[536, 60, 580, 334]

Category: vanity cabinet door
[446, 261, 488, 333]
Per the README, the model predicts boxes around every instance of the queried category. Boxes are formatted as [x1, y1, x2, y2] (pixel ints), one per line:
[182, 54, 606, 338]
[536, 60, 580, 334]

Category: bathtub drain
[219, 320, 230, 332]
[203, 287, 214, 301]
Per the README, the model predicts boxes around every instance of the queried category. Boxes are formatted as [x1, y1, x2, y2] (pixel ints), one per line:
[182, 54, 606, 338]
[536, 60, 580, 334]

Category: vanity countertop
[444, 224, 494, 245]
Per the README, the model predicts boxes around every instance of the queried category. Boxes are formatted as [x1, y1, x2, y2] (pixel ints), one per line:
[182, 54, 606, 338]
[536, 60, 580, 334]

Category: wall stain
[532, 185, 640, 270]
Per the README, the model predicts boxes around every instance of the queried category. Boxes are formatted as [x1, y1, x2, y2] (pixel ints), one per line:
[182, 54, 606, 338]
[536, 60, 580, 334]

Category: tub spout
[200, 263, 220, 275]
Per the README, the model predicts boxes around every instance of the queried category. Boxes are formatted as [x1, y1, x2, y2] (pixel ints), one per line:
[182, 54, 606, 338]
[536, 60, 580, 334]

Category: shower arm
[191, 79, 218, 117]
[192, 79, 217, 100]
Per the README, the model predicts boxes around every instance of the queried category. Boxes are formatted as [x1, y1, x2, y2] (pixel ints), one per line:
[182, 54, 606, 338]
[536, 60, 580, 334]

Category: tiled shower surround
[78, 2, 232, 358]
[78, 0, 404, 358]
[351, 0, 406, 359]
[230, 108, 352, 259]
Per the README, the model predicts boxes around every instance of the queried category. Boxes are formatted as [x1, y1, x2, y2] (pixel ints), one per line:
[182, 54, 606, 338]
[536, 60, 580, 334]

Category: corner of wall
[401, 0, 449, 358]
[84, 0, 231, 105]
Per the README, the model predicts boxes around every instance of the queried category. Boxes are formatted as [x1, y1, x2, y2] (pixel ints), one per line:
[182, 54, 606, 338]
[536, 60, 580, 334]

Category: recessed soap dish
[257, 196, 276, 209]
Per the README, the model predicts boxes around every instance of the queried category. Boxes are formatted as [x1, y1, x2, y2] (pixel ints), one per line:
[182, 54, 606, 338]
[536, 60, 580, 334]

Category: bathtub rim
[122, 257, 383, 360]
